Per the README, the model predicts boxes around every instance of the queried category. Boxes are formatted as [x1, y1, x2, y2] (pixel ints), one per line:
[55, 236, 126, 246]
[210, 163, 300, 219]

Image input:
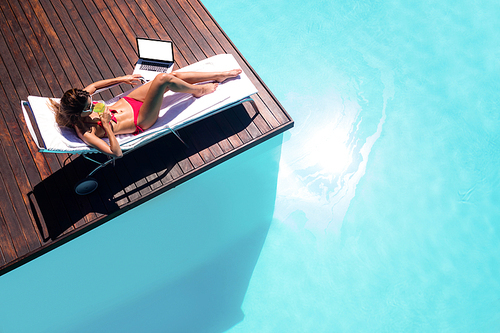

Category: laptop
[133, 38, 175, 82]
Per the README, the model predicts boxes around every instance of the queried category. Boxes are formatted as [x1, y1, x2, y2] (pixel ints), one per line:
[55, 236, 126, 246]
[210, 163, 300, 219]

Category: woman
[52, 69, 242, 158]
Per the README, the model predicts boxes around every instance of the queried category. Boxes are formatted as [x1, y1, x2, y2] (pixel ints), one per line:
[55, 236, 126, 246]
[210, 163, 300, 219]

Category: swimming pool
[194, 0, 500, 331]
[1, 0, 500, 332]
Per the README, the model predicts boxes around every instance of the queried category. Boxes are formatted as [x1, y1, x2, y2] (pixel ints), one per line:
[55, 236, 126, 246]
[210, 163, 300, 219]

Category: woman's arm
[75, 111, 123, 158]
[76, 127, 123, 158]
[99, 121, 123, 158]
[83, 74, 143, 95]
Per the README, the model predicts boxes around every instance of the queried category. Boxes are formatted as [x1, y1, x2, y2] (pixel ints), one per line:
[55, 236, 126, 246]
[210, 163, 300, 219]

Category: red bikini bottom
[123, 96, 144, 135]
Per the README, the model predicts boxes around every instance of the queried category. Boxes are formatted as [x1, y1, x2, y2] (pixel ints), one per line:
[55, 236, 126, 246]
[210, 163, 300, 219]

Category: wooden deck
[0, 0, 293, 275]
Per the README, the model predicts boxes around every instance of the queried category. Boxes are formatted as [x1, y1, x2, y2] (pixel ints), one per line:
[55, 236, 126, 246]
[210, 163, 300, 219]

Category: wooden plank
[0, 84, 42, 193]
[56, 0, 118, 99]
[152, 135, 191, 185]
[38, 0, 99, 88]
[176, 127, 206, 169]
[0, 102, 45, 249]
[0, 100, 48, 230]
[234, 103, 263, 140]
[98, 165, 131, 209]
[0, 3, 52, 97]
[104, 0, 140, 49]
[17, 0, 77, 88]
[183, 124, 216, 164]
[222, 107, 253, 144]
[110, 154, 142, 203]
[0, 3, 42, 97]
[54, 165, 93, 228]
[79, 0, 135, 74]
[0, 213, 17, 264]
[0, 6, 60, 180]
[111, 0, 151, 41]
[156, 0, 216, 59]
[70, 0, 128, 82]
[0, 2, 68, 176]
[175, 0, 225, 54]
[149, 138, 181, 188]
[211, 111, 244, 149]
[0, 140, 41, 251]
[26, 190, 50, 243]
[122, 0, 164, 39]
[204, 117, 234, 154]
[28, 0, 116, 224]
[6, 0, 64, 96]
[181, 117, 230, 164]
[0, 167, 30, 257]
[93, 0, 137, 65]
[120, 148, 157, 198]
[0, 245, 6, 267]
[37, 0, 94, 87]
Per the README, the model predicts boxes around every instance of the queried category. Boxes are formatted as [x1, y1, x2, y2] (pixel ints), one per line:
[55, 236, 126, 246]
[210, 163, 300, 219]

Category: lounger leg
[169, 126, 189, 147]
[249, 99, 259, 114]
[63, 155, 73, 166]
[81, 153, 116, 177]
[245, 98, 260, 121]
[75, 154, 117, 195]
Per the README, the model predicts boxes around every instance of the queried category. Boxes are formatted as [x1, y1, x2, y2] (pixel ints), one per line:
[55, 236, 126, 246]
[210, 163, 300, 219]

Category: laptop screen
[137, 38, 174, 62]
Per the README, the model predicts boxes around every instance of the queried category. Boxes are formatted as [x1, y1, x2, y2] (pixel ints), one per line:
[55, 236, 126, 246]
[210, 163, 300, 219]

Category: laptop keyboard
[139, 61, 172, 73]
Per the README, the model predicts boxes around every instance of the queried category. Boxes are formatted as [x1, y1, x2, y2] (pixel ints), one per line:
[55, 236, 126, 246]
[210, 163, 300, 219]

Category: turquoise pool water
[2, 0, 500, 332]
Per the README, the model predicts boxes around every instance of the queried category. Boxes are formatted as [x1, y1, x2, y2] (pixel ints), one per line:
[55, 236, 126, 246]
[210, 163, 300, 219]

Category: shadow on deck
[29, 104, 256, 241]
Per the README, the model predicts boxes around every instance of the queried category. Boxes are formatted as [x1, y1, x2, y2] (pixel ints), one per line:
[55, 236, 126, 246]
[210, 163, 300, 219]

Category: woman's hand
[97, 108, 122, 157]
[99, 107, 112, 125]
[121, 74, 143, 86]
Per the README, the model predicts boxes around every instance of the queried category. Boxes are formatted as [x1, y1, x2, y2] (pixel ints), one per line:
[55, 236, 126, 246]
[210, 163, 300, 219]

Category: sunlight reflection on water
[274, 60, 394, 238]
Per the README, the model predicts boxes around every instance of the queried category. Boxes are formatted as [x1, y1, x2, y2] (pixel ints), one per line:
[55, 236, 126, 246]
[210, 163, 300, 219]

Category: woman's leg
[171, 69, 242, 84]
[126, 69, 242, 130]
[125, 69, 243, 102]
[127, 73, 218, 130]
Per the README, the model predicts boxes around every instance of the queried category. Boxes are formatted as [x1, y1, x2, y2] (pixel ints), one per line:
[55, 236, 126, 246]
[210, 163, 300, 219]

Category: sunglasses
[82, 96, 93, 114]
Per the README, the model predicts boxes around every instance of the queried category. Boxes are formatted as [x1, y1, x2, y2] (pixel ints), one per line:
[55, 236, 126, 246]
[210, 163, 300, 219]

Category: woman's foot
[215, 69, 242, 83]
[193, 82, 219, 98]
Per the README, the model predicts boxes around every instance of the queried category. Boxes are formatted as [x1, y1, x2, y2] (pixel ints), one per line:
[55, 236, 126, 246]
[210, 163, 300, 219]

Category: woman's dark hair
[50, 88, 90, 128]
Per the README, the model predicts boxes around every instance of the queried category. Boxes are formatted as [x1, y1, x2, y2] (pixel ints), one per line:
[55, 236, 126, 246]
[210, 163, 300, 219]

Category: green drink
[93, 102, 106, 114]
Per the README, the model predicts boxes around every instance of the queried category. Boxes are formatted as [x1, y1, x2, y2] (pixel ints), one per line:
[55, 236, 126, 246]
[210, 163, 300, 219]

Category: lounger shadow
[29, 103, 255, 240]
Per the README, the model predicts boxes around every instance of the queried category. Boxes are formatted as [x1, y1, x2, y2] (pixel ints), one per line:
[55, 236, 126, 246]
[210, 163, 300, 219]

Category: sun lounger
[21, 54, 258, 194]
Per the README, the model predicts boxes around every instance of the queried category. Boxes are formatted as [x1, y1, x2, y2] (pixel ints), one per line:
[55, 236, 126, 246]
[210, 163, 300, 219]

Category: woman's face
[80, 96, 93, 117]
